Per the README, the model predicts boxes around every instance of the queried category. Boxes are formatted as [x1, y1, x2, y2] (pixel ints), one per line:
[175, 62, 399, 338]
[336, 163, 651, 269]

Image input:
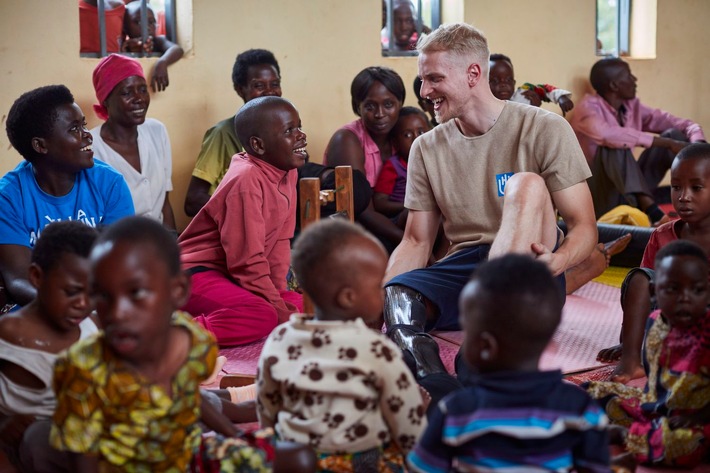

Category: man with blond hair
[383, 23, 596, 397]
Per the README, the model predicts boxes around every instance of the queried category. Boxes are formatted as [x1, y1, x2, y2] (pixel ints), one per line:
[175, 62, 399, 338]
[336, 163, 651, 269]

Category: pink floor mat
[434, 281, 624, 375]
[218, 281, 624, 377]
[219, 339, 265, 375]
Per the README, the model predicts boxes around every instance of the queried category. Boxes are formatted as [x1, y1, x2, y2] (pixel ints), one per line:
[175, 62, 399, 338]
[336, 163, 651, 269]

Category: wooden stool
[299, 166, 354, 314]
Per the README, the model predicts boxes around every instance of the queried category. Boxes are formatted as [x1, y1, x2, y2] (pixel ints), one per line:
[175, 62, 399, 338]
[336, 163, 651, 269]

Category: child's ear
[608, 79, 620, 94]
[31, 137, 48, 155]
[250, 136, 266, 156]
[28, 263, 43, 289]
[170, 270, 191, 308]
[336, 287, 356, 309]
[479, 330, 499, 362]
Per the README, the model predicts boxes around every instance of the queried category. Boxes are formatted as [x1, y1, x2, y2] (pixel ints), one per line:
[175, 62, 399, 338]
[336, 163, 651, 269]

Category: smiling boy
[0, 85, 133, 308]
[179, 96, 306, 346]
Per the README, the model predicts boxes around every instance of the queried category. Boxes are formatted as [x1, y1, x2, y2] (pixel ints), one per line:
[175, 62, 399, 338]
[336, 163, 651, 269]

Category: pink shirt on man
[570, 94, 706, 164]
[179, 153, 297, 311]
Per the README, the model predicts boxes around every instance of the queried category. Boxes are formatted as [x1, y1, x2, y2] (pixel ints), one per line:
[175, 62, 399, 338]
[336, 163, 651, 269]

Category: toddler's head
[234, 96, 307, 171]
[292, 219, 387, 324]
[488, 53, 516, 101]
[90, 216, 189, 362]
[459, 254, 563, 373]
[31, 221, 98, 331]
[653, 240, 709, 330]
[392, 106, 431, 161]
[670, 143, 710, 225]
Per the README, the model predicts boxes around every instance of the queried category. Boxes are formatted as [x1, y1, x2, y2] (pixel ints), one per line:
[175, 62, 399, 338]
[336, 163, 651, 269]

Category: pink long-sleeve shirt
[179, 152, 297, 311]
[570, 94, 705, 164]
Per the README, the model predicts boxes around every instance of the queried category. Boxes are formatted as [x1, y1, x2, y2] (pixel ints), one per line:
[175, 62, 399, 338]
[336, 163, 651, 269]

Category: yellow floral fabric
[50, 311, 217, 472]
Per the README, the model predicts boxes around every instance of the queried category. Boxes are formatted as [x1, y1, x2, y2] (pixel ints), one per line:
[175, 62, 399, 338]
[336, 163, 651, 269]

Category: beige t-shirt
[405, 101, 591, 255]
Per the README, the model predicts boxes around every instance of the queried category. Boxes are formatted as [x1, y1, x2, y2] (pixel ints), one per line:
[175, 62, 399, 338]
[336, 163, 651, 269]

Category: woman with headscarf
[90, 54, 176, 231]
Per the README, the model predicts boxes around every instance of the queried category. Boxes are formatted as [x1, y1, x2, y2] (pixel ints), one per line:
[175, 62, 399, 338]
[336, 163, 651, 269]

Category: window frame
[80, 0, 177, 59]
[596, 0, 631, 57]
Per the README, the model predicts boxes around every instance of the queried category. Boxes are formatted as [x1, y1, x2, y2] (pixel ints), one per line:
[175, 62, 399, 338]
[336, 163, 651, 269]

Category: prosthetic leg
[384, 285, 448, 379]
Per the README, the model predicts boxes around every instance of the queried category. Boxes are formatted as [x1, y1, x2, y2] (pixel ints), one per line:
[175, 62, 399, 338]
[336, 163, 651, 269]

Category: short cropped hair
[589, 57, 626, 95]
[94, 216, 181, 276]
[350, 67, 405, 116]
[232, 49, 281, 89]
[6, 85, 75, 162]
[417, 23, 489, 68]
[675, 142, 710, 163]
[292, 219, 375, 302]
[32, 221, 98, 272]
[465, 254, 563, 351]
[397, 106, 429, 122]
[489, 53, 512, 64]
[234, 96, 294, 153]
[655, 239, 708, 269]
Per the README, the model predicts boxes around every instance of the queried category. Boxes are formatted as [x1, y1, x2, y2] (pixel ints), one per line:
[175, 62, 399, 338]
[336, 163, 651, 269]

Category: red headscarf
[92, 54, 145, 120]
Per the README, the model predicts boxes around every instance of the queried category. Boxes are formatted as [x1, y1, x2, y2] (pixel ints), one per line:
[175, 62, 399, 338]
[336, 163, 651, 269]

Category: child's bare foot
[597, 343, 623, 362]
[609, 357, 645, 384]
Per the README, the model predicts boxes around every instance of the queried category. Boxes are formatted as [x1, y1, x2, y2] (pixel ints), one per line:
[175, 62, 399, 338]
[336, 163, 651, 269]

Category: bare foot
[597, 343, 623, 362]
[609, 357, 645, 384]
[604, 233, 632, 257]
[565, 244, 608, 294]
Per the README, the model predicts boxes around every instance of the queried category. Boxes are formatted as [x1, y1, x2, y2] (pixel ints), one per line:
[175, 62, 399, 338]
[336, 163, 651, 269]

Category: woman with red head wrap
[90, 54, 176, 232]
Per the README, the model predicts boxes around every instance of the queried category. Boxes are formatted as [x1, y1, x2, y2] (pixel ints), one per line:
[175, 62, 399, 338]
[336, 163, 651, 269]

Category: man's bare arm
[543, 182, 597, 276]
[385, 209, 440, 281]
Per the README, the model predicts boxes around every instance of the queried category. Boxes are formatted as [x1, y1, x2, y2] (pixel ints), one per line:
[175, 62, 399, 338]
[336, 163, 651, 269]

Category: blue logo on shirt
[496, 172, 515, 196]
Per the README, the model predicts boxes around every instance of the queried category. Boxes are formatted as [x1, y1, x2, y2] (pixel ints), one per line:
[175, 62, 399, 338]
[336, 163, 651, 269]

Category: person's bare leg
[489, 173, 558, 259]
[596, 271, 649, 383]
[565, 243, 607, 294]
[565, 233, 633, 294]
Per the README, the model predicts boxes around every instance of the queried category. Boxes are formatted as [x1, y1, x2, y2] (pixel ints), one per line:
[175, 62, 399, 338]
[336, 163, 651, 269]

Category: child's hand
[558, 95, 574, 116]
[520, 89, 542, 107]
[151, 60, 169, 92]
[121, 36, 154, 53]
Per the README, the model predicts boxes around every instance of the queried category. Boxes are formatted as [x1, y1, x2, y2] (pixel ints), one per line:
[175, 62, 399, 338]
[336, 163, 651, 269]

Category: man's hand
[531, 242, 568, 276]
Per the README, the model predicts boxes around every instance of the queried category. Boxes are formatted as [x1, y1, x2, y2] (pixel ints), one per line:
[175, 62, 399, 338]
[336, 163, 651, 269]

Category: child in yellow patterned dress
[49, 216, 315, 472]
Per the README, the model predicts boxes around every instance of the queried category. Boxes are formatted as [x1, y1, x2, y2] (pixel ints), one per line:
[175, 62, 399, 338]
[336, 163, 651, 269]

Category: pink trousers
[182, 270, 303, 346]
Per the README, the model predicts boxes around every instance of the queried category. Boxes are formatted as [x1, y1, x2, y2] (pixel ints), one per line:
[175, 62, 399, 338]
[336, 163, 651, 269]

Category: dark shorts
[386, 242, 566, 331]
